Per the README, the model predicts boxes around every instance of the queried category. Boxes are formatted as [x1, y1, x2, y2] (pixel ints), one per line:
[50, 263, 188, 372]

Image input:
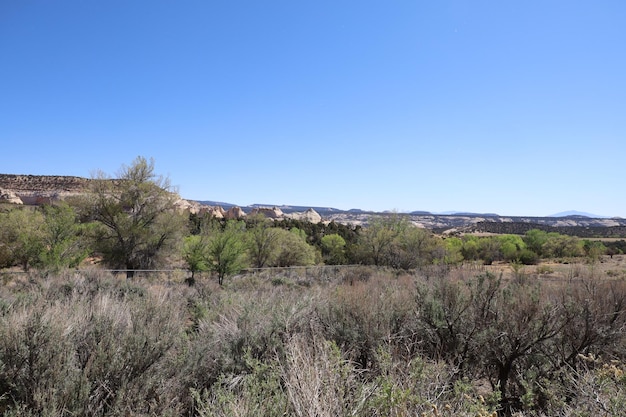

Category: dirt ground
[475, 254, 626, 282]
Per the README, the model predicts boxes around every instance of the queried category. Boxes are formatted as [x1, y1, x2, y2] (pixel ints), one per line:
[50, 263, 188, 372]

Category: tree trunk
[497, 360, 513, 416]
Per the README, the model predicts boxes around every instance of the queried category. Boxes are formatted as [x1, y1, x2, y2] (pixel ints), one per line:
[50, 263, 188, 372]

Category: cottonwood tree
[86, 156, 185, 278]
[273, 228, 318, 267]
[0, 208, 45, 271]
[182, 235, 210, 286]
[321, 233, 346, 265]
[357, 215, 407, 266]
[206, 221, 247, 285]
[245, 214, 280, 268]
[38, 203, 88, 272]
[0, 204, 87, 272]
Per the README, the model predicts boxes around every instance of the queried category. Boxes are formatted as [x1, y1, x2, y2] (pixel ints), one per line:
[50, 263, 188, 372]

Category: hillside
[0, 174, 91, 205]
[2, 174, 626, 234]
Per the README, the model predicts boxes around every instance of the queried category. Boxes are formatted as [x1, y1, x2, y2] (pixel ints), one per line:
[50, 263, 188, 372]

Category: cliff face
[0, 174, 203, 214]
[0, 174, 91, 205]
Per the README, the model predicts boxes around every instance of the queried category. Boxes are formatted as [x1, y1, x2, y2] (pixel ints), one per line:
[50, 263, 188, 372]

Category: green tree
[273, 228, 317, 267]
[85, 156, 185, 278]
[442, 236, 464, 265]
[524, 229, 548, 257]
[0, 208, 45, 271]
[38, 203, 88, 272]
[397, 226, 443, 268]
[497, 234, 527, 262]
[461, 235, 481, 261]
[321, 233, 346, 265]
[357, 215, 407, 266]
[245, 215, 280, 268]
[207, 221, 247, 285]
[582, 239, 606, 262]
[182, 235, 210, 286]
[543, 233, 583, 258]
[477, 237, 502, 265]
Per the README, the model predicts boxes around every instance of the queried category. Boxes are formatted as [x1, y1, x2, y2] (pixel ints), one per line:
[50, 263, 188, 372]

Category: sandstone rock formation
[173, 198, 204, 214]
[225, 206, 246, 220]
[204, 206, 226, 219]
[0, 188, 23, 204]
[0, 174, 90, 205]
[290, 208, 322, 224]
[249, 206, 284, 219]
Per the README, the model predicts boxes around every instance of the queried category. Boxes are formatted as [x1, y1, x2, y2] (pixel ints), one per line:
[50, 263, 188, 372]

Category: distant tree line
[464, 221, 626, 239]
[1, 157, 624, 284]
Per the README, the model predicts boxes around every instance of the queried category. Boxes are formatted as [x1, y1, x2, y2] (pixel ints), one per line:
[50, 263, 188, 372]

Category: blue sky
[1, 1, 625, 217]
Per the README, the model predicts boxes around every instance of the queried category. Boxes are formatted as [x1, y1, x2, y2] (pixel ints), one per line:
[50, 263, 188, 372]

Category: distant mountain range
[0, 174, 623, 232]
[198, 201, 614, 220]
[195, 200, 625, 232]
[548, 211, 609, 219]
[197, 201, 374, 216]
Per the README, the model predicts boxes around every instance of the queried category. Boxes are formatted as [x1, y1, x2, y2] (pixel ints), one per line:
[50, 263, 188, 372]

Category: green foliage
[207, 220, 248, 285]
[0, 208, 45, 271]
[582, 239, 607, 261]
[517, 248, 539, 265]
[245, 215, 281, 268]
[524, 229, 549, 257]
[357, 214, 406, 266]
[320, 233, 346, 265]
[38, 203, 88, 271]
[356, 215, 444, 269]
[0, 204, 87, 272]
[192, 350, 288, 417]
[443, 237, 464, 265]
[497, 234, 527, 262]
[460, 235, 481, 261]
[543, 232, 584, 258]
[273, 228, 318, 267]
[84, 156, 186, 277]
[183, 234, 210, 285]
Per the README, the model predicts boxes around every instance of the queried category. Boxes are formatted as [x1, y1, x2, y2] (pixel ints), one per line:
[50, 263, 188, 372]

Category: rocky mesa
[0, 174, 91, 205]
[2, 174, 625, 232]
[0, 174, 324, 224]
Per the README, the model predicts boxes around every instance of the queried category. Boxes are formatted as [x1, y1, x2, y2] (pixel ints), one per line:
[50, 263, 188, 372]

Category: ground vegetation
[0, 264, 625, 416]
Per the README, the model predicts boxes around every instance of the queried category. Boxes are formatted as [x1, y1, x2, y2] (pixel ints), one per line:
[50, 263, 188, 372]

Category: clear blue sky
[2, 1, 625, 217]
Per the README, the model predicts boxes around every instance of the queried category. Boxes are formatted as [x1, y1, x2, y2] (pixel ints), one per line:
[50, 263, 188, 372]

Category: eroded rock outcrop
[205, 206, 226, 219]
[225, 206, 246, 220]
[287, 208, 322, 224]
[249, 206, 284, 219]
[0, 188, 23, 205]
[0, 174, 90, 205]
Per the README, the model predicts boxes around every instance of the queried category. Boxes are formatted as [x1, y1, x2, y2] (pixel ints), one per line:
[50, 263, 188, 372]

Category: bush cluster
[1, 267, 625, 416]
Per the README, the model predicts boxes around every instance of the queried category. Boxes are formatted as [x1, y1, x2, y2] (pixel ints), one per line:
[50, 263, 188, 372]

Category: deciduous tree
[0, 208, 45, 271]
[182, 235, 210, 286]
[85, 156, 185, 278]
[39, 203, 88, 272]
[321, 233, 346, 265]
[245, 214, 280, 268]
[273, 228, 318, 267]
[207, 221, 247, 285]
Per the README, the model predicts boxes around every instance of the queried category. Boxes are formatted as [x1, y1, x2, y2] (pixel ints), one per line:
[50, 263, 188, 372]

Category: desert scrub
[0, 272, 189, 416]
[535, 264, 554, 275]
[179, 277, 319, 398]
[192, 350, 289, 417]
[315, 274, 416, 369]
[280, 334, 371, 417]
[1, 267, 626, 416]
